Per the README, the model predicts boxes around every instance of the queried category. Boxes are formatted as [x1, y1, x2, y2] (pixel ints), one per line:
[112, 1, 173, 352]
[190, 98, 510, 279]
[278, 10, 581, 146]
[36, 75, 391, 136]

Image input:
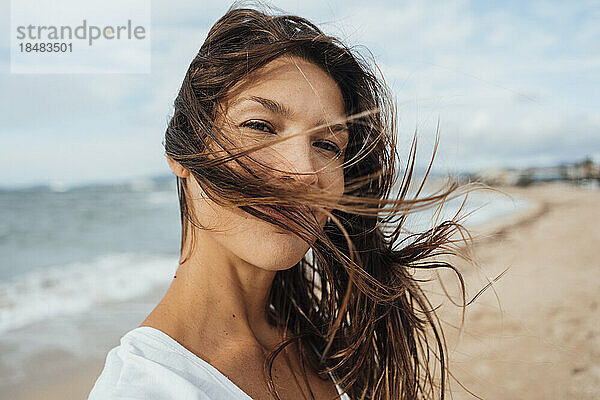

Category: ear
[166, 155, 190, 178]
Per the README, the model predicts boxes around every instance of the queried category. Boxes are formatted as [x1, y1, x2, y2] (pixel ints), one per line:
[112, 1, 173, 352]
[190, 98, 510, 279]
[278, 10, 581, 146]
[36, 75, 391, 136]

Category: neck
[141, 231, 284, 351]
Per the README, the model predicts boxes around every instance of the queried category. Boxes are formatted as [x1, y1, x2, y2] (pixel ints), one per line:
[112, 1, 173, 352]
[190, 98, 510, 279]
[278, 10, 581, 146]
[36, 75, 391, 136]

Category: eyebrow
[236, 95, 349, 133]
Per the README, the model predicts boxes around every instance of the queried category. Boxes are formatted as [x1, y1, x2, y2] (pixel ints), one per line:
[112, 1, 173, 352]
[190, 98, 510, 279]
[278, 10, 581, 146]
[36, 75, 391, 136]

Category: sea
[0, 174, 531, 393]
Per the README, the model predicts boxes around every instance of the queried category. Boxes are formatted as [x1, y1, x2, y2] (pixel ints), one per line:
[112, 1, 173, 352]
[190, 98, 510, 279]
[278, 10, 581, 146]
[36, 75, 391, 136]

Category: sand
[437, 182, 600, 400]
[7, 181, 599, 400]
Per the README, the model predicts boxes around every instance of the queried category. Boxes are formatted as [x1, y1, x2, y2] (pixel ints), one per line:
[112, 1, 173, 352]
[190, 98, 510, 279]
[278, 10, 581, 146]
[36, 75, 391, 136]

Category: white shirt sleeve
[87, 327, 253, 400]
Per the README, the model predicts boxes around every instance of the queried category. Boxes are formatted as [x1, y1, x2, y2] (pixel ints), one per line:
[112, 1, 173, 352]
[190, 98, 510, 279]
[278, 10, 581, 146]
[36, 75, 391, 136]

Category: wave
[0, 252, 179, 334]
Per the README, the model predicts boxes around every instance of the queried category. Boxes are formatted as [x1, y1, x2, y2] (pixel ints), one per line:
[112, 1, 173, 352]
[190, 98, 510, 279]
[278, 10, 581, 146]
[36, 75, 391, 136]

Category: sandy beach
[438, 182, 600, 400]
[6, 181, 599, 400]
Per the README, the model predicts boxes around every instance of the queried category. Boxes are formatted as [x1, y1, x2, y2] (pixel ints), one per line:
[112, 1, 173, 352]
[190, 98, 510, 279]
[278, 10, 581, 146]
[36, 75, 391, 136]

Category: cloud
[0, 0, 598, 188]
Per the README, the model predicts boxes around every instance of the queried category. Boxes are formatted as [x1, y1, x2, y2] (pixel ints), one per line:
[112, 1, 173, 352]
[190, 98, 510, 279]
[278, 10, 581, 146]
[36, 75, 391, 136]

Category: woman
[88, 2, 482, 399]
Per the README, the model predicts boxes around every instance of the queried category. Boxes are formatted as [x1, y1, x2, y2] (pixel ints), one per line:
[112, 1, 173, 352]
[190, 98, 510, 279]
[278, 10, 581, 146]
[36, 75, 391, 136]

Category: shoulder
[86, 327, 242, 400]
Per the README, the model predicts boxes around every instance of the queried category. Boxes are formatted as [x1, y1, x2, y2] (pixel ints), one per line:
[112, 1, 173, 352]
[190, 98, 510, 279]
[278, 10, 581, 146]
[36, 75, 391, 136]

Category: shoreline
[464, 183, 554, 240]
[5, 181, 598, 400]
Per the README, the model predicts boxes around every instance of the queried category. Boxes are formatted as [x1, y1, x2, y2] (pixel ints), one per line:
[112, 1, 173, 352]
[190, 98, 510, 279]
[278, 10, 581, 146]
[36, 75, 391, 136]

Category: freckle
[232, 314, 236, 318]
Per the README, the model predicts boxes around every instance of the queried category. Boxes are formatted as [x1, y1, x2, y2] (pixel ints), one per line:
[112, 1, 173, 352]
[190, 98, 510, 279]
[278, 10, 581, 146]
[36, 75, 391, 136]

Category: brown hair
[163, 1, 492, 399]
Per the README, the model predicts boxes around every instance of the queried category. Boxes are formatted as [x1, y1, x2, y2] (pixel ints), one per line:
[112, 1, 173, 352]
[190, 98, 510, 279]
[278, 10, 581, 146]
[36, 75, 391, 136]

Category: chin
[250, 226, 313, 271]
[225, 216, 314, 271]
[210, 204, 323, 271]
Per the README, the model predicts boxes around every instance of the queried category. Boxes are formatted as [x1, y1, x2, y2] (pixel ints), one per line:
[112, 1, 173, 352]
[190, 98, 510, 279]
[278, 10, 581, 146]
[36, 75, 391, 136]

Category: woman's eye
[241, 120, 274, 134]
[315, 141, 342, 155]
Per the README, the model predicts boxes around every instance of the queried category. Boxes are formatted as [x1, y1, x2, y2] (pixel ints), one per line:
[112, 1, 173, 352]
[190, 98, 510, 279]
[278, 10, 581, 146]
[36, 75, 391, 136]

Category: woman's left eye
[315, 141, 342, 155]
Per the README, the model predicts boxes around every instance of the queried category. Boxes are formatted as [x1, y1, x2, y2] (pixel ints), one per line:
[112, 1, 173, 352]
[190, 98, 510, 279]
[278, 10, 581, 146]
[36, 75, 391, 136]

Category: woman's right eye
[241, 120, 275, 134]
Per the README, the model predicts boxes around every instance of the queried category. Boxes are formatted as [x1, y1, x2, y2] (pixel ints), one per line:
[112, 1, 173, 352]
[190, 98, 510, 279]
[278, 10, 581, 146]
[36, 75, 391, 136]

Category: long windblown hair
[163, 2, 491, 399]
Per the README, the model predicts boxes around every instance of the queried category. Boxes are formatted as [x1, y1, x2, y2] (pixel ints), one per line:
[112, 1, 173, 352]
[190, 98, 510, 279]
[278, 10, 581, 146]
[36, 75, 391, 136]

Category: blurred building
[473, 168, 523, 186]
[473, 157, 600, 187]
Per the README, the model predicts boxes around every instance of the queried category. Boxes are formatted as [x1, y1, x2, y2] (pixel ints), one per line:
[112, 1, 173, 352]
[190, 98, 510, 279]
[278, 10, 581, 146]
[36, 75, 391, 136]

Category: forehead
[222, 56, 346, 121]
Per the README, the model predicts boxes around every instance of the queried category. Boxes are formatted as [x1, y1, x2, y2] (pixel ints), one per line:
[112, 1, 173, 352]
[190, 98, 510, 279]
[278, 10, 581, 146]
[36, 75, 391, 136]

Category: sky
[1, 0, 599, 189]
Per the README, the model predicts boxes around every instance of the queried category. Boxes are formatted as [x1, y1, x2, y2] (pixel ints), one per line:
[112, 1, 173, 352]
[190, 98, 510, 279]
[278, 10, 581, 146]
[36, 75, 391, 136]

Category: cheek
[314, 168, 345, 225]
[321, 167, 345, 199]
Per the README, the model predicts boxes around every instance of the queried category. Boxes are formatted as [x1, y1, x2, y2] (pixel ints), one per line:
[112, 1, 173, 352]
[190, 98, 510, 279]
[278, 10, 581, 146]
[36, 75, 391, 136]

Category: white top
[88, 326, 350, 400]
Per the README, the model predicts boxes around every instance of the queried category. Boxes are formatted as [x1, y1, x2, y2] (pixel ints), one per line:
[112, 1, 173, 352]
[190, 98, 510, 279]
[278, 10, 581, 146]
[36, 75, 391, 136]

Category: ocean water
[0, 178, 182, 336]
[0, 175, 531, 391]
[0, 179, 528, 334]
[0, 176, 530, 336]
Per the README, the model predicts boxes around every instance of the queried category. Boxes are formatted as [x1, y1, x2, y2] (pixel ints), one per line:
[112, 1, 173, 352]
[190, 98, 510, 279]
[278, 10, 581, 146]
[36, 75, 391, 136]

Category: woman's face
[170, 55, 348, 271]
